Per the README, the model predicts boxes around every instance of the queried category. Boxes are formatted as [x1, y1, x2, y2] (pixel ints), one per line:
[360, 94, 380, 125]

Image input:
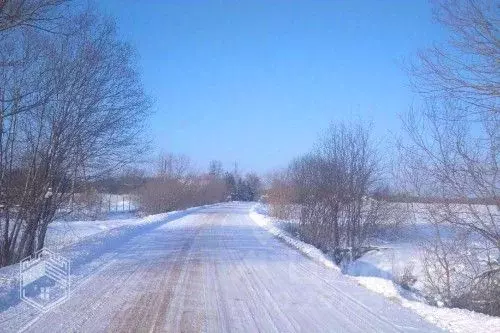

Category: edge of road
[248, 204, 340, 272]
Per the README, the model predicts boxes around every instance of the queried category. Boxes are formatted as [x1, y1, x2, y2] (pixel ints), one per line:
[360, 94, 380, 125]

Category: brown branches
[268, 122, 394, 263]
[409, 0, 499, 118]
[401, 0, 499, 316]
[0, 0, 67, 33]
[0, 7, 150, 266]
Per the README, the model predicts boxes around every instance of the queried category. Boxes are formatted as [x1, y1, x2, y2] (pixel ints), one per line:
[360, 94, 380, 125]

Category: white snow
[249, 203, 500, 333]
[0, 204, 213, 318]
[45, 204, 215, 250]
[249, 209, 338, 271]
[355, 276, 500, 333]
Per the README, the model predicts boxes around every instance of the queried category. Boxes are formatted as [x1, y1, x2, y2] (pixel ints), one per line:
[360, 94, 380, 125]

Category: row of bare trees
[138, 154, 226, 214]
[138, 154, 262, 214]
[0, 2, 149, 266]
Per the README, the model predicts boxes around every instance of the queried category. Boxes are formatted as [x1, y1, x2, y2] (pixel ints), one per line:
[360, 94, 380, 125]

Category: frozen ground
[250, 203, 500, 333]
[0, 202, 441, 332]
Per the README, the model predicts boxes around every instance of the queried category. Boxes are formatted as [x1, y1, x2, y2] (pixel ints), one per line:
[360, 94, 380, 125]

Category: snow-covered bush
[420, 218, 499, 316]
[393, 262, 417, 291]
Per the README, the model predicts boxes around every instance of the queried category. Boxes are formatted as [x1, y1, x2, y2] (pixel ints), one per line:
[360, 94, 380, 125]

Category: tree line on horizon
[136, 154, 262, 214]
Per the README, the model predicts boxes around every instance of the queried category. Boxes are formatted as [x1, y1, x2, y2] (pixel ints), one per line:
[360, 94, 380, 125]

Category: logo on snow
[19, 248, 70, 312]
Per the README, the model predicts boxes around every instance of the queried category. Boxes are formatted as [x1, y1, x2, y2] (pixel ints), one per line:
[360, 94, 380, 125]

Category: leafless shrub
[67, 190, 107, 220]
[139, 177, 191, 214]
[274, 122, 393, 263]
[138, 154, 227, 214]
[419, 218, 499, 315]
[393, 262, 417, 291]
[266, 170, 299, 219]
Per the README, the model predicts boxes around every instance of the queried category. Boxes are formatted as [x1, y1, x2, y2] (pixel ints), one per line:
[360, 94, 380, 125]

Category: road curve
[20, 203, 442, 332]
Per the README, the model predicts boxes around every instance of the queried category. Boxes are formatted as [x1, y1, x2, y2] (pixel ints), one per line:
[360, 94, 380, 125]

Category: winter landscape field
[0, 0, 498, 332]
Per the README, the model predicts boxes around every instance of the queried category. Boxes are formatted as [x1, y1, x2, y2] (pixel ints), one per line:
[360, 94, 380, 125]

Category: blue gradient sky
[97, 1, 444, 174]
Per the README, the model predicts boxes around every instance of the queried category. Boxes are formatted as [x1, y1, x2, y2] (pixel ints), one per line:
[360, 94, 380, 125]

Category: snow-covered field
[60, 193, 138, 221]
[249, 203, 500, 333]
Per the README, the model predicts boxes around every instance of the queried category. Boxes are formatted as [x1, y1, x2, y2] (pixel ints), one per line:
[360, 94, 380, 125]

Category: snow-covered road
[8, 203, 442, 332]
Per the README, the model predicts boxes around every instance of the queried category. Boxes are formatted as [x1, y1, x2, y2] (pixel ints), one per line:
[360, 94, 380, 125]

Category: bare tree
[0, 0, 67, 33]
[158, 153, 192, 180]
[401, 0, 499, 315]
[208, 160, 223, 177]
[281, 122, 388, 263]
[409, 0, 499, 118]
[0, 9, 150, 266]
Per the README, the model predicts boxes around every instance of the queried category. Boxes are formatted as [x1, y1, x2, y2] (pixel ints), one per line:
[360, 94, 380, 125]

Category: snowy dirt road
[8, 203, 442, 332]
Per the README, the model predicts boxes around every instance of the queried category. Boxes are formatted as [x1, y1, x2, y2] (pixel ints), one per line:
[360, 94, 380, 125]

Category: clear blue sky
[97, 0, 443, 174]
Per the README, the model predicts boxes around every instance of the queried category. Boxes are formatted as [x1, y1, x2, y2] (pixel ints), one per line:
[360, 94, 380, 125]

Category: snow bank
[355, 276, 500, 333]
[249, 207, 339, 271]
[0, 204, 215, 300]
[45, 204, 218, 250]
